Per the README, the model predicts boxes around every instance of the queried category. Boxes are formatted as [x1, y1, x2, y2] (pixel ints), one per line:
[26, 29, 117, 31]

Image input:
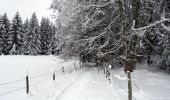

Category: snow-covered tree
[23, 18, 29, 54]
[40, 18, 57, 55]
[10, 12, 23, 55]
[49, 23, 58, 55]
[25, 13, 41, 55]
[40, 18, 51, 55]
[51, 0, 170, 69]
[159, 0, 170, 70]
[0, 13, 12, 55]
[0, 15, 3, 54]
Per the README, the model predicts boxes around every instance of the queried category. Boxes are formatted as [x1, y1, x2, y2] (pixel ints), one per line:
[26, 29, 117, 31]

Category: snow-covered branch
[132, 18, 170, 31]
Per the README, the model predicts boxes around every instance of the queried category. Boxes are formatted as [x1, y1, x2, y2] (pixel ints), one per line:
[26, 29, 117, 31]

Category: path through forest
[54, 67, 120, 100]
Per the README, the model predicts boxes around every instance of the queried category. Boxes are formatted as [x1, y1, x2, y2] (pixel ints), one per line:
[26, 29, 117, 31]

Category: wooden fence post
[104, 67, 105, 74]
[74, 63, 76, 71]
[79, 62, 81, 68]
[110, 69, 113, 84]
[106, 67, 108, 78]
[108, 71, 111, 84]
[98, 68, 100, 74]
[106, 70, 107, 78]
[53, 71, 55, 81]
[26, 73, 29, 94]
[127, 71, 132, 100]
[69, 66, 71, 73]
[109, 73, 112, 84]
[62, 67, 64, 73]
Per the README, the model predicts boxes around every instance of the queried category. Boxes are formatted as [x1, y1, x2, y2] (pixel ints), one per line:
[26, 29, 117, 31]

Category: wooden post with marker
[127, 71, 132, 100]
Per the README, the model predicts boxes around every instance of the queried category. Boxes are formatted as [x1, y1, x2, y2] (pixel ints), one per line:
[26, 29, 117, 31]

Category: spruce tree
[10, 12, 23, 55]
[0, 13, 12, 55]
[26, 13, 41, 55]
[50, 23, 57, 55]
[40, 18, 51, 55]
[0, 16, 3, 54]
[23, 18, 29, 54]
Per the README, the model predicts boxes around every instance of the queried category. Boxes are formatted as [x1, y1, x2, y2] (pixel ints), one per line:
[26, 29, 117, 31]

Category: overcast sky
[0, 0, 54, 21]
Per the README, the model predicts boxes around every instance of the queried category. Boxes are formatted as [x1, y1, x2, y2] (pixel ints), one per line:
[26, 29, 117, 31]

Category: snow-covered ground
[0, 55, 80, 100]
[111, 63, 170, 100]
[0, 56, 170, 100]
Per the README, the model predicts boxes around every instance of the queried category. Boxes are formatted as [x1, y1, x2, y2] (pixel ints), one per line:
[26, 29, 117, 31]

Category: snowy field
[0, 56, 170, 100]
[0, 55, 81, 100]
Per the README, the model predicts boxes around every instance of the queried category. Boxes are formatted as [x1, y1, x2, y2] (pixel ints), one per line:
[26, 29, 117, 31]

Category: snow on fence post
[26, 70, 29, 94]
[127, 71, 132, 100]
[74, 63, 76, 71]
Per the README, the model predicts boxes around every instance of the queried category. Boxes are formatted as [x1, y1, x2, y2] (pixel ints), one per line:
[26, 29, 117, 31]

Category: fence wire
[0, 86, 26, 96]
[0, 78, 25, 86]
[110, 70, 139, 100]
[30, 72, 52, 79]
[0, 62, 82, 97]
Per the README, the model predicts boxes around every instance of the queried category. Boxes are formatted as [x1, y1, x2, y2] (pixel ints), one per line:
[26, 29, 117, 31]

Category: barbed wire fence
[0, 61, 83, 97]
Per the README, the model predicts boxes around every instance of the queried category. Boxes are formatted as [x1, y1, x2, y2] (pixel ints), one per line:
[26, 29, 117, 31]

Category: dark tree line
[0, 12, 58, 55]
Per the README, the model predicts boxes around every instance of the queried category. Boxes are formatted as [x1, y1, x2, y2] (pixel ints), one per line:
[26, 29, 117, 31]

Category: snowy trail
[54, 67, 120, 100]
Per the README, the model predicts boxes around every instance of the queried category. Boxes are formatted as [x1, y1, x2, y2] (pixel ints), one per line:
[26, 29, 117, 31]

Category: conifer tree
[0, 15, 3, 54]
[23, 18, 29, 54]
[10, 12, 23, 55]
[50, 23, 57, 55]
[0, 13, 12, 55]
[25, 13, 41, 55]
[40, 18, 51, 55]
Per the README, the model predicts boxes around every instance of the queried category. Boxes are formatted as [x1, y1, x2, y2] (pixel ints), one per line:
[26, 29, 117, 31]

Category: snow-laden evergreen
[50, 23, 58, 55]
[10, 12, 23, 55]
[0, 12, 57, 55]
[25, 13, 41, 55]
[23, 19, 29, 54]
[40, 18, 57, 55]
[0, 13, 12, 55]
[40, 18, 51, 55]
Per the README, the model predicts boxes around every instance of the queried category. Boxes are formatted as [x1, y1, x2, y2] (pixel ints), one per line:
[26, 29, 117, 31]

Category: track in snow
[54, 67, 120, 100]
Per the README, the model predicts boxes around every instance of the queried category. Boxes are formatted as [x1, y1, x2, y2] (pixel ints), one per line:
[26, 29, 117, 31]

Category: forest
[1, 0, 170, 71]
[0, 12, 58, 55]
[50, 0, 170, 71]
